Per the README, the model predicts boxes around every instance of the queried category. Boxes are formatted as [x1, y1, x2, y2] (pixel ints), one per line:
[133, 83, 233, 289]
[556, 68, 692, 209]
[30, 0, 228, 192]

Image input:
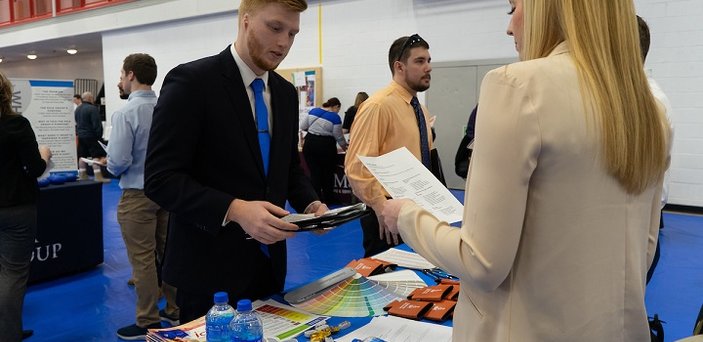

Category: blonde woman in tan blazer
[382, 0, 670, 341]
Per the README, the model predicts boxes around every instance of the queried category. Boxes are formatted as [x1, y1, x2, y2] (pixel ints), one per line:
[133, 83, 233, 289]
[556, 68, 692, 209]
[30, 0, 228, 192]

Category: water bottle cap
[236, 298, 253, 311]
[213, 291, 229, 304]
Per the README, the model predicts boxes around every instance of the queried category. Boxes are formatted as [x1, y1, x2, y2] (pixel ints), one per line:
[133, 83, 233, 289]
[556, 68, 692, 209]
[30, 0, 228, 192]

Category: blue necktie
[251, 78, 271, 176]
[251, 79, 271, 257]
[410, 96, 431, 169]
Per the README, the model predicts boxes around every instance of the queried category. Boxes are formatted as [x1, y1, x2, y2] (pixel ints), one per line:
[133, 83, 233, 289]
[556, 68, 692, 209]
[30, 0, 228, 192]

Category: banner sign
[10, 79, 77, 173]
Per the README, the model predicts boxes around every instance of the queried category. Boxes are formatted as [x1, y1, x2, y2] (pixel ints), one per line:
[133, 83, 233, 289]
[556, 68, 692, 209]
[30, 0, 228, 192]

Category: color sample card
[255, 299, 328, 341]
[369, 269, 428, 297]
[290, 273, 403, 317]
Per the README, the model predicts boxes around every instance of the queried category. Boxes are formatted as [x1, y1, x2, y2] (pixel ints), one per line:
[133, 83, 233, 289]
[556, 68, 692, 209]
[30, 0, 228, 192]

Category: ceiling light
[27, 53, 37, 60]
[66, 48, 78, 55]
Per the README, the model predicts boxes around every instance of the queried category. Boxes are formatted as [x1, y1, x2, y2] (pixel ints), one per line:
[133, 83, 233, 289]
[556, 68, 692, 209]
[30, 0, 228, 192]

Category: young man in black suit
[145, 0, 327, 323]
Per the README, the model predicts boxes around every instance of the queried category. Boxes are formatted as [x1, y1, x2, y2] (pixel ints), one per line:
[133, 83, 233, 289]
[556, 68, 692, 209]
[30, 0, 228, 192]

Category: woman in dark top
[300, 97, 347, 204]
[341, 91, 368, 134]
[0, 72, 51, 341]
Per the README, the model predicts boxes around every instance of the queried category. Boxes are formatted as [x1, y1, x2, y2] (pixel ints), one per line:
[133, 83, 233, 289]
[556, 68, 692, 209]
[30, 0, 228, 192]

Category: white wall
[2, 0, 703, 207]
[101, 12, 239, 120]
[635, 0, 703, 207]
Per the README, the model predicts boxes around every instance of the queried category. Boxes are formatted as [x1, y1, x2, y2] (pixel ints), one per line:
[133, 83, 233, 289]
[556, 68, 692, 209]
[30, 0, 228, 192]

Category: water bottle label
[206, 322, 233, 341]
[232, 338, 263, 342]
[206, 329, 231, 342]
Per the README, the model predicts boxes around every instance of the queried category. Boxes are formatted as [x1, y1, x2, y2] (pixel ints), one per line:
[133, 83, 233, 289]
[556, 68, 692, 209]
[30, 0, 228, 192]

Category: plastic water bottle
[230, 299, 264, 342]
[206, 291, 235, 342]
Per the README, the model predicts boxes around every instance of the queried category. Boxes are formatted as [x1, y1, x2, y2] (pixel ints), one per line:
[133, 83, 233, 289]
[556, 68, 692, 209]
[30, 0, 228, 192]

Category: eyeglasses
[396, 33, 425, 62]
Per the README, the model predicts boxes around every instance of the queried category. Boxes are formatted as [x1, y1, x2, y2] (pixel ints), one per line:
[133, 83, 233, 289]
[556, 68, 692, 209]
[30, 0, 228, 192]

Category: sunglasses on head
[396, 33, 425, 62]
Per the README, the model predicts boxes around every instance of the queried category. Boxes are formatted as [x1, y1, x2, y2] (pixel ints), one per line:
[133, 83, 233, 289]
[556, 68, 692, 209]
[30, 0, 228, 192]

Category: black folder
[282, 203, 370, 231]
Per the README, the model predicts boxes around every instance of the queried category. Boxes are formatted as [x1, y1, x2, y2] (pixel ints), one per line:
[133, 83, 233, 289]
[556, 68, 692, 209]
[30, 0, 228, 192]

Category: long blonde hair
[353, 92, 369, 108]
[524, 0, 668, 195]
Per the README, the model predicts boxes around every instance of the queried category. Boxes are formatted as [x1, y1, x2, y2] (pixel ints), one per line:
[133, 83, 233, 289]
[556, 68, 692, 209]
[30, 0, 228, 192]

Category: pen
[431, 267, 459, 280]
[422, 268, 459, 283]
[422, 269, 442, 283]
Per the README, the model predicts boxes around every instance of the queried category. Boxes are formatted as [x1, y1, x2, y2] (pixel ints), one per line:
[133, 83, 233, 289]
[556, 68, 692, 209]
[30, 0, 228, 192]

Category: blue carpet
[22, 181, 703, 341]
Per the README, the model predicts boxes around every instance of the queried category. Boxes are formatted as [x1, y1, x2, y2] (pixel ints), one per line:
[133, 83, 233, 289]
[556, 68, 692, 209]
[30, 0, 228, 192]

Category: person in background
[454, 105, 478, 179]
[116, 74, 136, 289]
[117, 81, 129, 100]
[300, 97, 347, 204]
[107, 53, 180, 340]
[0, 71, 52, 342]
[342, 91, 369, 134]
[382, 0, 670, 340]
[345, 34, 434, 257]
[75, 91, 109, 182]
[145, 0, 328, 324]
[72, 94, 82, 112]
[638, 15, 673, 284]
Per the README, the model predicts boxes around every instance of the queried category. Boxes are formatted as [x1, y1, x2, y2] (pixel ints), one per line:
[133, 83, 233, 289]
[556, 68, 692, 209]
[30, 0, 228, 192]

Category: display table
[280, 243, 453, 341]
[29, 180, 104, 283]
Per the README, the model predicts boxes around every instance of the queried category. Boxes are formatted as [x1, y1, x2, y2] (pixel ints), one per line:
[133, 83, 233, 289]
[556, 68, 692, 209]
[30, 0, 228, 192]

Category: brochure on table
[147, 299, 328, 342]
[336, 315, 452, 342]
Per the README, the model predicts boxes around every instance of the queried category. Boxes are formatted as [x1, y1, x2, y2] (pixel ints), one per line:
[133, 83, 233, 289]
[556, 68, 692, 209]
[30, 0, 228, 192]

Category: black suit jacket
[0, 114, 46, 207]
[145, 47, 317, 298]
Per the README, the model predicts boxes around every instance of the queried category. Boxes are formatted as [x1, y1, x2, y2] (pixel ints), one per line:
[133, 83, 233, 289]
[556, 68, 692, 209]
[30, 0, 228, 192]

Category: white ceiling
[0, 32, 103, 64]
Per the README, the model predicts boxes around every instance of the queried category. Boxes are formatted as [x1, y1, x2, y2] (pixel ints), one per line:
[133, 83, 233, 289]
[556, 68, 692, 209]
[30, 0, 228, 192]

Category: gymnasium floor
[22, 181, 703, 341]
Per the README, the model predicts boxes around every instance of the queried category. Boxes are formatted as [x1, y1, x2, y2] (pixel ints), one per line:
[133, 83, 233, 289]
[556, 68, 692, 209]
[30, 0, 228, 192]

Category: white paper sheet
[358, 147, 463, 223]
[336, 315, 452, 342]
[293, 71, 306, 87]
[372, 248, 436, 270]
[80, 157, 105, 166]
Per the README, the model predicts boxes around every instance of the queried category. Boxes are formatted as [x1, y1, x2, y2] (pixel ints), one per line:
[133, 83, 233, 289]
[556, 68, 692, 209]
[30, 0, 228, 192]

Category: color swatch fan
[368, 269, 427, 297]
[290, 273, 403, 317]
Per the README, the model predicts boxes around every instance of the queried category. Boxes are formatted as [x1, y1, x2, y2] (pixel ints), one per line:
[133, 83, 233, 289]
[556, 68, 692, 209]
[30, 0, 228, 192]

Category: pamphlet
[336, 315, 452, 342]
[358, 147, 463, 223]
[147, 299, 327, 342]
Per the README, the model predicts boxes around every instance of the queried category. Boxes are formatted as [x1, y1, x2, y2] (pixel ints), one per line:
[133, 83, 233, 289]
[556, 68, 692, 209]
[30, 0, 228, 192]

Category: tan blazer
[398, 42, 663, 341]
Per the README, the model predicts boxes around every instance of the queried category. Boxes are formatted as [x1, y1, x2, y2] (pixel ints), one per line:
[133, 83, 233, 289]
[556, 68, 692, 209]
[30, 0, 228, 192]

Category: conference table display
[146, 249, 455, 341]
[29, 180, 104, 283]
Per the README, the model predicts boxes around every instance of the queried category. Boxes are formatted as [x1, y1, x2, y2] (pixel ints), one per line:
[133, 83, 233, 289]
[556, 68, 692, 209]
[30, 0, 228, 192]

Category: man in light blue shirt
[106, 53, 179, 340]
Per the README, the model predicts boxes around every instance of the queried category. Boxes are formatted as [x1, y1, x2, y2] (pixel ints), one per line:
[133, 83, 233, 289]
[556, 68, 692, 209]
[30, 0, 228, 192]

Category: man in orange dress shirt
[344, 34, 434, 257]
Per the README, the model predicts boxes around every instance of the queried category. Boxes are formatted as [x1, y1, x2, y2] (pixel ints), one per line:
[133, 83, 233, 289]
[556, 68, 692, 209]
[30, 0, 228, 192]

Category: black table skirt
[29, 180, 104, 284]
